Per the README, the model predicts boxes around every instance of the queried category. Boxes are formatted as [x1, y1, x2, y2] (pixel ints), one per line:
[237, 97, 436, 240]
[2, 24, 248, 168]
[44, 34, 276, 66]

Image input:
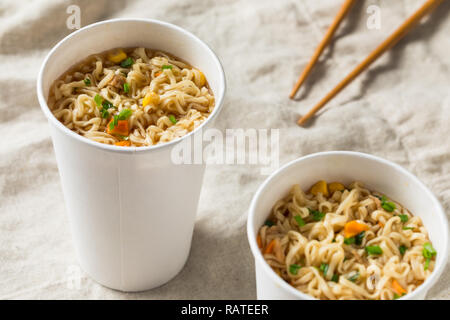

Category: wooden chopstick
[289, 0, 357, 99]
[297, 0, 443, 126]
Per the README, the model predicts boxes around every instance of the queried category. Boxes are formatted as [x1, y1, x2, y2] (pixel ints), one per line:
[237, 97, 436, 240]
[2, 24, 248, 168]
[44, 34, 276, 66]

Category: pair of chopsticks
[290, 0, 443, 126]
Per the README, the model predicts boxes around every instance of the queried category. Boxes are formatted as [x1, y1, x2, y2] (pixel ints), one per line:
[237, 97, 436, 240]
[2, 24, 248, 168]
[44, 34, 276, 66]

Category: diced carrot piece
[257, 234, 262, 249]
[329, 182, 345, 193]
[155, 71, 162, 77]
[264, 239, 276, 254]
[392, 279, 407, 295]
[107, 119, 129, 136]
[310, 180, 329, 197]
[378, 221, 385, 228]
[344, 220, 370, 238]
[114, 140, 131, 147]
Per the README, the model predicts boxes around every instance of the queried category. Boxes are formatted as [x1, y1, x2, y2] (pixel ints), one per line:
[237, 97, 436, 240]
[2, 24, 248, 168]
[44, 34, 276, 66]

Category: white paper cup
[37, 19, 226, 291]
[247, 151, 448, 300]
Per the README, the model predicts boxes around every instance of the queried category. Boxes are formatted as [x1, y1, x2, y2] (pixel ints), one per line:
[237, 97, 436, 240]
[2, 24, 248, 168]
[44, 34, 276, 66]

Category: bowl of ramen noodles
[37, 18, 225, 291]
[247, 151, 448, 300]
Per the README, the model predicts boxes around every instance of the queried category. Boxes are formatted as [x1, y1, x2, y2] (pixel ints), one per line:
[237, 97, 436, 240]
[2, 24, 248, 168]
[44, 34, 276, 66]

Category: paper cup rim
[37, 18, 226, 153]
[247, 151, 449, 300]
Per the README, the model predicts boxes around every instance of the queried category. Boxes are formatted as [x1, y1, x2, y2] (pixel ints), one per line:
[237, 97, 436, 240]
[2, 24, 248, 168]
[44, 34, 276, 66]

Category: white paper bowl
[247, 151, 448, 300]
[37, 18, 225, 291]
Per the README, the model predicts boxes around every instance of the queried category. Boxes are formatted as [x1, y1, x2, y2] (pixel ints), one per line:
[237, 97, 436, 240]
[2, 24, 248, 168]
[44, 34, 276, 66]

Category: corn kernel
[310, 180, 329, 197]
[328, 182, 345, 193]
[142, 92, 160, 107]
[198, 70, 206, 87]
[108, 49, 127, 63]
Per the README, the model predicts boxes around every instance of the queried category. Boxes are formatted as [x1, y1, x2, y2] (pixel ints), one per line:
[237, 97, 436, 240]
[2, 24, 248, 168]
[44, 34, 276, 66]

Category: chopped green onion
[313, 211, 325, 221]
[94, 94, 103, 106]
[109, 119, 115, 131]
[113, 115, 119, 126]
[355, 231, 365, 245]
[309, 208, 325, 221]
[348, 272, 359, 282]
[289, 264, 301, 275]
[264, 220, 274, 227]
[332, 238, 336, 243]
[423, 243, 436, 270]
[423, 243, 436, 258]
[118, 108, 132, 120]
[382, 202, 395, 212]
[319, 263, 329, 276]
[403, 226, 414, 230]
[95, 95, 116, 119]
[394, 292, 405, 299]
[169, 114, 177, 124]
[294, 215, 305, 227]
[84, 78, 91, 86]
[161, 65, 173, 70]
[424, 258, 431, 270]
[331, 274, 339, 283]
[102, 100, 114, 110]
[123, 82, 130, 93]
[365, 245, 383, 255]
[381, 196, 396, 212]
[120, 57, 134, 68]
[398, 214, 409, 223]
[399, 245, 407, 255]
[344, 237, 355, 245]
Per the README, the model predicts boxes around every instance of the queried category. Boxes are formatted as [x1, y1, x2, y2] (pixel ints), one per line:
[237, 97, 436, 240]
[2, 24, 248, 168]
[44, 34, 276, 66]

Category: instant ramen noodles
[257, 181, 437, 300]
[48, 47, 214, 147]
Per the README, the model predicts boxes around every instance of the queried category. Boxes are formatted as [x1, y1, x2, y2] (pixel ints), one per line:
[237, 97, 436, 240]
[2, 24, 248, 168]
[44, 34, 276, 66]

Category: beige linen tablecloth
[0, 0, 449, 299]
